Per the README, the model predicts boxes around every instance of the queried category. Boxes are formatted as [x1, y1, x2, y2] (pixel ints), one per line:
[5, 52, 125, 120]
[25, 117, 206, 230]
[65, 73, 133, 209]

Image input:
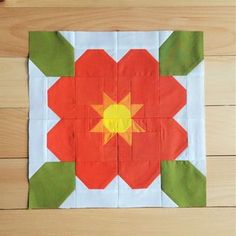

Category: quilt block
[28, 31, 206, 208]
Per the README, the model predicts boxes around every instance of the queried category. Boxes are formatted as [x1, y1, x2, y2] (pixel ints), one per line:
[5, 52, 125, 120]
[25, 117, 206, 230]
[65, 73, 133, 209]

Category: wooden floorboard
[0, 208, 235, 236]
[205, 56, 236, 105]
[1, 0, 236, 7]
[0, 109, 28, 158]
[206, 106, 236, 155]
[0, 7, 235, 57]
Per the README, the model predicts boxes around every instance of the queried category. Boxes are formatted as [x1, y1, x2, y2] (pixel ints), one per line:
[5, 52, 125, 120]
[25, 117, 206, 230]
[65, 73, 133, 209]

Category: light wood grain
[0, 106, 235, 158]
[0, 7, 235, 57]
[0, 157, 235, 209]
[0, 56, 235, 108]
[0, 109, 28, 158]
[207, 156, 236, 207]
[206, 106, 236, 155]
[205, 56, 236, 105]
[1, 0, 236, 7]
[0, 159, 28, 209]
[0, 208, 235, 236]
[0, 58, 28, 108]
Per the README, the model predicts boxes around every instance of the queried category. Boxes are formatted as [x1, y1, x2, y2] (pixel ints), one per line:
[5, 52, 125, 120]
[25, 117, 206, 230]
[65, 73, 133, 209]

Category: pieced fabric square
[28, 31, 206, 208]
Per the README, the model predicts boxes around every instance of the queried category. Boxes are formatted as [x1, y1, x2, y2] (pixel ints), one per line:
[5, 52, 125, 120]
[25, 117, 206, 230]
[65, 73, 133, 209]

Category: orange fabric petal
[47, 120, 75, 162]
[119, 160, 160, 189]
[76, 161, 117, 189]
[48, 77, 76, 119]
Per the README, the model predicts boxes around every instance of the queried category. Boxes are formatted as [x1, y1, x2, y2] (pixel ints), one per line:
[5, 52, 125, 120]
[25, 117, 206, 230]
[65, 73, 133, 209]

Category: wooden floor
[0, 1, 235, 235]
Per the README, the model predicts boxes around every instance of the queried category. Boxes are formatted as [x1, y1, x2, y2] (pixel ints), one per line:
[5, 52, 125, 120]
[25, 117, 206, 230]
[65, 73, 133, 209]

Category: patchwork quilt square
[28, 31, 206, 208]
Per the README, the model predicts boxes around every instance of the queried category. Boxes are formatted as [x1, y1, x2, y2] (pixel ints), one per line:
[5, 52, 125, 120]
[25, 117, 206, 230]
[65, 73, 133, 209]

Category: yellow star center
[103, 104, 131, 133]
[90, 93, 145, 145]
